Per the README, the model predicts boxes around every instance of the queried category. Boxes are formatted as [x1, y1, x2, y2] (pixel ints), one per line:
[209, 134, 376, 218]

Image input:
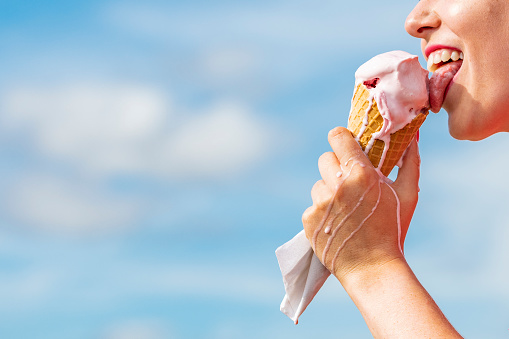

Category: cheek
[440, 0, 509, 139]
[444, 0, 501, 40]
[447, 2, 463, 18]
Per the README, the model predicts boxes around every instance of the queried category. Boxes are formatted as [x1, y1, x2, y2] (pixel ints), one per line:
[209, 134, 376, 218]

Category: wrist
[337, 254, 409, 293]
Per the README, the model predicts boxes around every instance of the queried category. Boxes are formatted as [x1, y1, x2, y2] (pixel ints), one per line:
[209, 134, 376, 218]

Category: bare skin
[303, 0, 509, 338]
[406, 0, 509, 140]
[303, 0, 509, 335]
[303, 127, 462, 338]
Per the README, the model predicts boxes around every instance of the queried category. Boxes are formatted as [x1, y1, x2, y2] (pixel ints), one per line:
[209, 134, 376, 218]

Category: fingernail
[416, 130, 420, 143]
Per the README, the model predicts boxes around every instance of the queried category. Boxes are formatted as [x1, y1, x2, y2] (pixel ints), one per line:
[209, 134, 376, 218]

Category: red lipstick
[424, 44, 462, 58]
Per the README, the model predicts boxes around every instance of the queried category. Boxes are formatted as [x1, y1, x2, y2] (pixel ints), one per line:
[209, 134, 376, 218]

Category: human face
[406, 0, 509, 141]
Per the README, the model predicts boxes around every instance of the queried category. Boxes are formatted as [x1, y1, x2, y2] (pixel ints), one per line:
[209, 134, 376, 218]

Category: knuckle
[316, 197, 330, 210]
[302, 205, 315, 228]
[349, 165, 378, 187]
[318, 152, 335, 168]
[311, 180, 322, 194]
[311, 181, 331, 209]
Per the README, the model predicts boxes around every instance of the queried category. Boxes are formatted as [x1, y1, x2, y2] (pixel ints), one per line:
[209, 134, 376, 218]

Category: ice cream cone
[348, 83, 428, 176]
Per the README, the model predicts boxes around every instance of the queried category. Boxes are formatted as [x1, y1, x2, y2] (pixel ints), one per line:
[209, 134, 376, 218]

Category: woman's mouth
[426, 48, 464, 112]
[426, 48, 463, 72]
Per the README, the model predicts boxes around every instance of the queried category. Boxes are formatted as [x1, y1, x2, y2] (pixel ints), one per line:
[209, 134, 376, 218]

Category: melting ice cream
[352, 50, 429, 175]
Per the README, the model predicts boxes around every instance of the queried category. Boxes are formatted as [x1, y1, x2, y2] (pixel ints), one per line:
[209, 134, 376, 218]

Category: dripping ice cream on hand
[348, 50, 430, 177]
[275, 51, 431, 325]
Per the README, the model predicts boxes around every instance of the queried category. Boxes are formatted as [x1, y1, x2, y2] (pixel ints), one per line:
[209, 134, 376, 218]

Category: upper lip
[424, 44, 462, 59]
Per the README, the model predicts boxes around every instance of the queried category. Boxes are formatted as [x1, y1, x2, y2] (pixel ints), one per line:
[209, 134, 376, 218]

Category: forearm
[340, 257, 462, 338]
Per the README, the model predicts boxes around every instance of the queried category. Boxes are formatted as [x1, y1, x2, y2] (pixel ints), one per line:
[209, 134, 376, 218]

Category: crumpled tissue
[275, 230, 331, 324]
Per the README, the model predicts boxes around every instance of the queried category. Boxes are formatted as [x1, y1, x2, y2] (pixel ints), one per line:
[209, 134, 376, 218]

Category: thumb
[393, 136, 420, 197]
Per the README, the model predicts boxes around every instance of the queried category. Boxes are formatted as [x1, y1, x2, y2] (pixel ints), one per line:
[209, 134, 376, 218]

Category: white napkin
[275, 230, 331, 324]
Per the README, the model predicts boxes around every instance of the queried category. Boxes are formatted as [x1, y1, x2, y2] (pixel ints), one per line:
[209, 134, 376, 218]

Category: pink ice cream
[352, 50, 430, 173]
[354, 50, 429, 134]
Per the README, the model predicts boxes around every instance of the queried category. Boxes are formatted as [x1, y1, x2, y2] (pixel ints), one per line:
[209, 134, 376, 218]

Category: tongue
[429, 60, 462, 112]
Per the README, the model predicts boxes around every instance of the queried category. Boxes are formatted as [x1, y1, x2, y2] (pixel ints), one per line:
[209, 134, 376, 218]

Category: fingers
[304, 180, 332, 241]
[392, 137, 420, 240]
[318, 152, 342, 190]
[328, 127, 371, 169]
[311, 180, 330, 207]
[393, 137, 420, 197]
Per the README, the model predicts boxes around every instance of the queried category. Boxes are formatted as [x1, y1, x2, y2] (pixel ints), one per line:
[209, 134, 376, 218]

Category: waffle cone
[347, 83, 428, 176]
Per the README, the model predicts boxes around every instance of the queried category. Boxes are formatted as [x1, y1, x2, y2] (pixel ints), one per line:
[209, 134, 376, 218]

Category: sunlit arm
[340, 257, 463, 339]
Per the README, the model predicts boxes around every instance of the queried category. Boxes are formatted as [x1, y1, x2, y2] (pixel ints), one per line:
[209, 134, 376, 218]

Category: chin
[447, 115, 502, 141]
[449, 129, 486, 141]
[448, 126, 479, 141]
[444, 98, 500, 141]
[447, 113, 489, 141]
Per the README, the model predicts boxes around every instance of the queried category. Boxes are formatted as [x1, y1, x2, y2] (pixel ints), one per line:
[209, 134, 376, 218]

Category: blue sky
[0, 0, 508, 338]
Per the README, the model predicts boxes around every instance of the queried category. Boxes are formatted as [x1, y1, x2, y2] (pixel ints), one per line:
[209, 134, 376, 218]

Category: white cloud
[1, 84, 168, 176]
[2, 173, 141, 235]
[164, 101, 273, 179]
[194, 46, 267, 97]
[201, 47, 261, 82]
[1, 84, 274, 181]
[0, 83, 276, 232]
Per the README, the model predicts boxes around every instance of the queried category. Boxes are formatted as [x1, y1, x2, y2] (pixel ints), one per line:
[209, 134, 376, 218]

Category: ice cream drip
[312, 156, 404, 278]
[276, 51, 427, 324]
[311, 158, 364, 248]
[352, 51, 429, 175]
[330, 178, 382, 272]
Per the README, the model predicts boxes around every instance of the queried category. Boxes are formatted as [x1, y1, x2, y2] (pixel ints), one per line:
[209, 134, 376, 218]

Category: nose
[405, 1, 441, 39]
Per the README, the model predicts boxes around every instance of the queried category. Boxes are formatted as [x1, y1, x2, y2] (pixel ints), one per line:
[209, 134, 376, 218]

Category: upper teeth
[427, 49, 464, 72]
